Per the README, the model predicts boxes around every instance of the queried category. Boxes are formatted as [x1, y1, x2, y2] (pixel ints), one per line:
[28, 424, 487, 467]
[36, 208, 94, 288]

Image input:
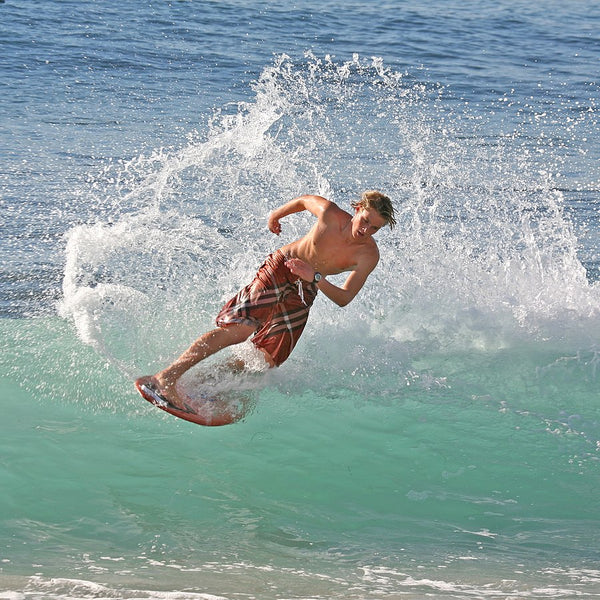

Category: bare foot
[134, 375, 187, 410]
[135, 374, 253, 426]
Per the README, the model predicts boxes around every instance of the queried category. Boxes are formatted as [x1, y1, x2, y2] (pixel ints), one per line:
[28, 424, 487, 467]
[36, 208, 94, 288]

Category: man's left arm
[286, 252, 378, 307]
[316, 260, 377, 307]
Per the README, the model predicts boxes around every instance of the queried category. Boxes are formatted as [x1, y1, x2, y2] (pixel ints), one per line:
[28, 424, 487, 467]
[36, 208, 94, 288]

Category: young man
[135, 191, 395, 410]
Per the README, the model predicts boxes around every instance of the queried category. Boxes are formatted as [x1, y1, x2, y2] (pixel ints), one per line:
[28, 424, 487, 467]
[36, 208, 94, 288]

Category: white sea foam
[4, 564, 593, 600]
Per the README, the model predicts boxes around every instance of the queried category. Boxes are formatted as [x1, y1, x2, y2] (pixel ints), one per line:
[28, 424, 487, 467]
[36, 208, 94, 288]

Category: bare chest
[309, 227, 360, 275]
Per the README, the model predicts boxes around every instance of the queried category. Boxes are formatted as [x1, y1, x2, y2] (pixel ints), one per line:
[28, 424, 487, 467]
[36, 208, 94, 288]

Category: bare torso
[279, 204, 377, 276]
[268, 195, 385, 307]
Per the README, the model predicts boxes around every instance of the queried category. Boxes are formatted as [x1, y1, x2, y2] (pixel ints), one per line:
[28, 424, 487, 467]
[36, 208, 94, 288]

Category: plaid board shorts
[216, 250, 318, 366]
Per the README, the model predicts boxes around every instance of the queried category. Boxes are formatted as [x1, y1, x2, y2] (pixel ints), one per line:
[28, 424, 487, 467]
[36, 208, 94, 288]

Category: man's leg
[136, 323, 256, 408]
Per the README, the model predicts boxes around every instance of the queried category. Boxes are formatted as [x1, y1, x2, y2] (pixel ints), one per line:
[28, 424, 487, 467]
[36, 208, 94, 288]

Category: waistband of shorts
[267, 250, 318, 293]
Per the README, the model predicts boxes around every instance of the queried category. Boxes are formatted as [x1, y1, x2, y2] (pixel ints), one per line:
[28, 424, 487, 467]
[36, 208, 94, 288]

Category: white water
[59, 55, 600, 385]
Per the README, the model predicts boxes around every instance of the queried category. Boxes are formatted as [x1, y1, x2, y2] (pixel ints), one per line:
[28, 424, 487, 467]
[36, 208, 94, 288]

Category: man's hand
[268, 212, 282, 235]
[285, 258, 315, 282]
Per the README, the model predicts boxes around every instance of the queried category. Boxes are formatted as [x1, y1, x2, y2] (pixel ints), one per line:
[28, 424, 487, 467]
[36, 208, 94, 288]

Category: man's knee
[218, 324, 256, 345]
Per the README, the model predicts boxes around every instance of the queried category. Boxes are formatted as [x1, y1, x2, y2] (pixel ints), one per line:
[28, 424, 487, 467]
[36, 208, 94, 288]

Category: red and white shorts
[216, 250, 318, 366]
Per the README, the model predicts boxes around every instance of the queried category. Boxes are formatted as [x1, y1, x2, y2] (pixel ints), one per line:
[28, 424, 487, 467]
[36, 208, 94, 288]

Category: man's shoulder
[322, 199, 351, 221]
[301, 195, 345, 220]
[357, 238, 380, 269]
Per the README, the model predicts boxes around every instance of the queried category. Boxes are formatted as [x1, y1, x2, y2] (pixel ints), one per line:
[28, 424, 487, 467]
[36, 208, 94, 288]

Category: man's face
[352, 207, 386, 239]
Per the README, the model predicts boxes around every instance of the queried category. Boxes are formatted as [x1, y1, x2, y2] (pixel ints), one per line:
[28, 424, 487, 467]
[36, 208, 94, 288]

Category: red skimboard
[135, 380, 221, 426]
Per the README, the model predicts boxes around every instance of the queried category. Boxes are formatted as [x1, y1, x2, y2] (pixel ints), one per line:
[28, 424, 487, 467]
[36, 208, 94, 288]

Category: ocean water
[1, 0, 600, 598]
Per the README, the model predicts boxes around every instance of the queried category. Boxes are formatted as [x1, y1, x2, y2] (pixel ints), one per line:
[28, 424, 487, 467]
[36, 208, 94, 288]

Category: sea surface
[1, 1, 600, 598]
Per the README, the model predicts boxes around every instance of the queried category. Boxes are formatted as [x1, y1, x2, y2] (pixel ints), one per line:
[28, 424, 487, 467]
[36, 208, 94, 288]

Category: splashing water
[58, 54, 600, 387]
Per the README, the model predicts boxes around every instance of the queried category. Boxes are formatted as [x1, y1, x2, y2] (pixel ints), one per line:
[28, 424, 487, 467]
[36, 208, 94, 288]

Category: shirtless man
[135, 191, 395, 410]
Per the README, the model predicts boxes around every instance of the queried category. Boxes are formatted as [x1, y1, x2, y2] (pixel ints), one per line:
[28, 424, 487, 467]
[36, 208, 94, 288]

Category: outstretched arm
[268, 195, 331, 235]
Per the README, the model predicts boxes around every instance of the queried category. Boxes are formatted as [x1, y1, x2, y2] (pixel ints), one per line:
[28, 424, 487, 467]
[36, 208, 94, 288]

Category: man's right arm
[268, 195, 331, 235]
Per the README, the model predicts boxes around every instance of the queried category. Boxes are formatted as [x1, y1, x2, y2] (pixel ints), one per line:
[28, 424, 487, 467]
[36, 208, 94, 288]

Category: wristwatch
[313, 272, 323, 283]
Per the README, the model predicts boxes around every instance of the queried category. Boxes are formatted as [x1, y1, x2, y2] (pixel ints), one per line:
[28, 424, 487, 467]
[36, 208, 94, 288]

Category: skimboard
[135, 379, 219, 426]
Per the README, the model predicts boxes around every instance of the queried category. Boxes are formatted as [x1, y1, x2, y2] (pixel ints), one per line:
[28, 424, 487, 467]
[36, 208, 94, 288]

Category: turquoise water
[3, 317, 600, 597]
[3, 312, 600, 597]
[2, 1, 600, 598]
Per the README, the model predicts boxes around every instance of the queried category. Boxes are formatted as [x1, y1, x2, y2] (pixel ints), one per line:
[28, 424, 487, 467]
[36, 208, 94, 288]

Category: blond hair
[351, 190, 396, 230]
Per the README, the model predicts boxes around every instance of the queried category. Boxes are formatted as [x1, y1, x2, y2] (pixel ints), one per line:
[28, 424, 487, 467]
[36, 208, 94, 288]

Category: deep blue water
[1, 1, 599, 598]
